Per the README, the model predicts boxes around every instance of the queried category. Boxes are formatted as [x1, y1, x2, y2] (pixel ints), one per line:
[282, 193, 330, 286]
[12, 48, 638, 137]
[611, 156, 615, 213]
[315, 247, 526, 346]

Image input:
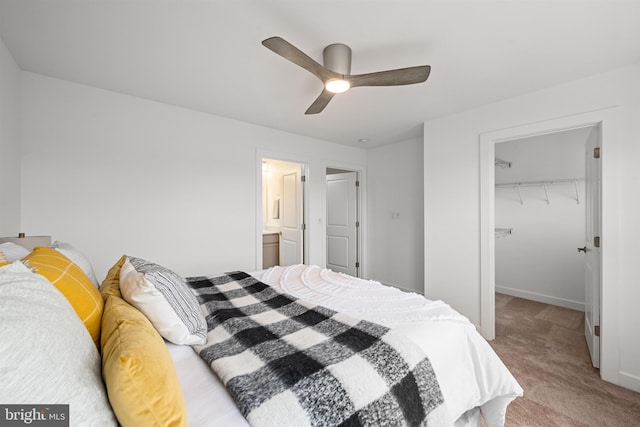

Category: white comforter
[168, 265, 522, 427]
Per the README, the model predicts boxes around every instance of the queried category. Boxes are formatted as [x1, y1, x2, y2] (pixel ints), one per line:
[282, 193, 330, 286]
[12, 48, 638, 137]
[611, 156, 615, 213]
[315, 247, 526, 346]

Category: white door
[584, 127, 601, 368]
[280, 169, 302, 266]
[326, 172, 358, 276]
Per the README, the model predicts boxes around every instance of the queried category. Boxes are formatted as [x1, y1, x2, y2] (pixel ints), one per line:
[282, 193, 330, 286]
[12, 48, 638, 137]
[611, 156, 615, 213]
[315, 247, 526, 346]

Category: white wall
[20, 72, 367, 280]
[0, 36, 21, 235]
[424, 62, 640, 390]
[494, 129, 588, 310]
[367, 137, 424, 292]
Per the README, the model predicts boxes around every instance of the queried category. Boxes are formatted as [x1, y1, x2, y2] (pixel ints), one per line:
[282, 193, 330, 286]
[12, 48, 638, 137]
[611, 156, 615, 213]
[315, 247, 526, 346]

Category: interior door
[326, 171, 358, 276]
[280, 169, 302, 266]
[584, 126, 601, 368]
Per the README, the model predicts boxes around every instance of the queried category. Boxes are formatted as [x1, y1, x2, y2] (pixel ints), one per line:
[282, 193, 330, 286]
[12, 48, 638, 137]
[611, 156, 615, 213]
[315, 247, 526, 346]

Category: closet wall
[495, 127, 593, 310]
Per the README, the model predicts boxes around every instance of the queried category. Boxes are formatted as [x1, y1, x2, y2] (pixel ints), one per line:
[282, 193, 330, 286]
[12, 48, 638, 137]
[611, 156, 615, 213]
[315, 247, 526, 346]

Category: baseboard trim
[619, 371, 640, 393]
[496, 285, 585, 312]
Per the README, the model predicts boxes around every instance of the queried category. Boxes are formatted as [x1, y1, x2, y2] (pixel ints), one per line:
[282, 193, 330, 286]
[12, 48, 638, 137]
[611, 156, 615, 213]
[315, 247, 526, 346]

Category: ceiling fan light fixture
[325, 79, 350, 94]
[262, 37, 431, 114]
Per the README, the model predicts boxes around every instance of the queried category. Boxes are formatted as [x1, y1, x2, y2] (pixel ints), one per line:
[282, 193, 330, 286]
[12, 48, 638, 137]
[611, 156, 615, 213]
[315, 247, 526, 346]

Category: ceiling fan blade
[305, 89, 335, 114]
[349, 65, 431, 88]
[262, 36, 337, 82]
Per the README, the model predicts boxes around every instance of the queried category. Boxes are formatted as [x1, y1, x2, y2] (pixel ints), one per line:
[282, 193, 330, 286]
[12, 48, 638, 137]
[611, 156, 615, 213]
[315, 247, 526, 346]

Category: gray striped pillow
[120, 256, 207, 345]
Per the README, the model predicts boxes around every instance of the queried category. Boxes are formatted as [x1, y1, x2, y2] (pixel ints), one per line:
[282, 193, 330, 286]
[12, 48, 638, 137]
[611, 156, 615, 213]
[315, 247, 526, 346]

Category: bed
[0, 243, 522, 427]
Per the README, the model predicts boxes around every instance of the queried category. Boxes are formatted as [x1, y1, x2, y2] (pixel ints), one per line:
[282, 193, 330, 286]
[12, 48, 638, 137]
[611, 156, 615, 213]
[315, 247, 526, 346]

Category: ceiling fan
[262, 36, 431, 114]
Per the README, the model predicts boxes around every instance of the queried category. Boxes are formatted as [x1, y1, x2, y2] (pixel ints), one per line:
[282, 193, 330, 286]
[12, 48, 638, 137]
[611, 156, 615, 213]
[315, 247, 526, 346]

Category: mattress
[168, 265, 522, 427]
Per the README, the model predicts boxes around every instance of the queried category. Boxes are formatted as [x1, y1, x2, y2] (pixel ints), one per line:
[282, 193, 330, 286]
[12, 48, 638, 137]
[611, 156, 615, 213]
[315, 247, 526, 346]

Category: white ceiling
[1, 0, 639, 148]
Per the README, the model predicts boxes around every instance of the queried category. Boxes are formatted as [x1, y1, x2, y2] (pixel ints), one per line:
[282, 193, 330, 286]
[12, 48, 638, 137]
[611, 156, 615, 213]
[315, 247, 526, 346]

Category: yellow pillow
[100, 255, 127, 300]
[22, 247, 103, 346]
[101, 296, 188, 427]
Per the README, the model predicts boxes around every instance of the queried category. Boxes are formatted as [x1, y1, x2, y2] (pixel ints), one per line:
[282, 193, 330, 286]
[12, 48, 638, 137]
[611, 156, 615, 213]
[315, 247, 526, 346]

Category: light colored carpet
[489, 293, 640, 426]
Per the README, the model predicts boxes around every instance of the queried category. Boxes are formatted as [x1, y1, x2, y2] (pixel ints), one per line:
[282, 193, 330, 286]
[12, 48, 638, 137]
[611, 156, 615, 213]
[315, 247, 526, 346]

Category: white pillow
[0, 242, 30, 261]
[0, 261, 117, 425]
[51, 241, 100, 287]
[119, 256, 206, 345]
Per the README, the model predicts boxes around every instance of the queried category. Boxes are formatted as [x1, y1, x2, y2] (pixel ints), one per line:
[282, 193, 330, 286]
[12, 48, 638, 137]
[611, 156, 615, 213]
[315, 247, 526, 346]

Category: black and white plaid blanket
[187, 272, 450, 427]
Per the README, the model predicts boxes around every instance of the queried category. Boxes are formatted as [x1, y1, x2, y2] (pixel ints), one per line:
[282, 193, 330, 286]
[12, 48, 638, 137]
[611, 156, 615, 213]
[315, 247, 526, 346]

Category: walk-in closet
[494, 126, 596, 311]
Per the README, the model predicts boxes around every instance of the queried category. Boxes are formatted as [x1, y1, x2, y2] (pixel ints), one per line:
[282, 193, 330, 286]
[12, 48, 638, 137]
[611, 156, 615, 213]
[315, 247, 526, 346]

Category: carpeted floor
[489, 293, 640, 426]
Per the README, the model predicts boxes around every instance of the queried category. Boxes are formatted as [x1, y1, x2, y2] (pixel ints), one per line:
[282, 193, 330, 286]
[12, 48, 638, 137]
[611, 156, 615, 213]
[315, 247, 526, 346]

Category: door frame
[256, 150, 308, 270]
[479, 107, 620, 384]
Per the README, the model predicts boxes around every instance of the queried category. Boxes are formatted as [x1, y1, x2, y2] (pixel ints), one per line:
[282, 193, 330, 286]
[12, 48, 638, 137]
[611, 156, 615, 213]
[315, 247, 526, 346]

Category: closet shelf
[495, 178, 584, 205]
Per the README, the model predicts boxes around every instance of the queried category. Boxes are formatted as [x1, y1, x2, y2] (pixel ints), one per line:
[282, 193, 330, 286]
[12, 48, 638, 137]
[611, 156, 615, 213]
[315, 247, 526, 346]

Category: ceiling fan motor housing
[323, 43, 351, 75]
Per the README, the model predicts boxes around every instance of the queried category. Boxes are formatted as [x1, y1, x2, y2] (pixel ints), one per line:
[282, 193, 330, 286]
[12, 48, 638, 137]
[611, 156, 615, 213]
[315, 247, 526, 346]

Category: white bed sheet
[168, 343, 249, 427]
[168, 265, 522, 427]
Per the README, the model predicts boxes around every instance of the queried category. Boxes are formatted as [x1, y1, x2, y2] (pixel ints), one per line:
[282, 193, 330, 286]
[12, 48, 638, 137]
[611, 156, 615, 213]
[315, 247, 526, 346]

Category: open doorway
[261, 158, 306, 269]
[493, 127, 601, 369]
[326, 167, 360, 277]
